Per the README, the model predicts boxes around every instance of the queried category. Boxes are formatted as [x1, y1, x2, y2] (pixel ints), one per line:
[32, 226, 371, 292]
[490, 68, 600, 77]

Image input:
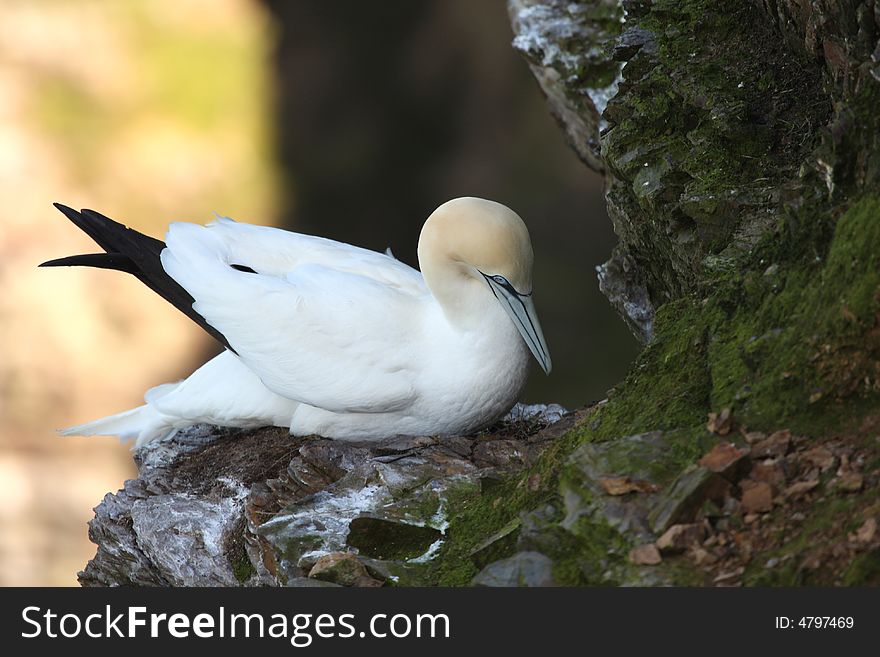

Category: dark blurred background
[261, 0, 637, 405]
[0, 0, 635, 585]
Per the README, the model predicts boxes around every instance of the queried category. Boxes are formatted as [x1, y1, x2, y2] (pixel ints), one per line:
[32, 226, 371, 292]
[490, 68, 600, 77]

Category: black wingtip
[53, 202, 80, 219]
[38, 253, 139, 273]
[38, 257, 73, 268]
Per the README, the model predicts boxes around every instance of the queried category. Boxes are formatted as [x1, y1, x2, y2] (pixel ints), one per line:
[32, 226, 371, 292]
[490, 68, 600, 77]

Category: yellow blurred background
[0, 0, 277, 585]
[0, 0, 637, 585]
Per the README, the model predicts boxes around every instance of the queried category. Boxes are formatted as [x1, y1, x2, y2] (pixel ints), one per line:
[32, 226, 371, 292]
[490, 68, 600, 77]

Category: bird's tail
[59, 403, 179, 448]
[40, 203, 235, 352]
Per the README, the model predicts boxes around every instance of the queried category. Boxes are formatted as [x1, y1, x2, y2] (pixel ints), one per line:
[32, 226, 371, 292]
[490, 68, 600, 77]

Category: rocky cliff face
[80, 406, 571, 587]
[491, 0, 880, 585]
[82, 0, 880, 586]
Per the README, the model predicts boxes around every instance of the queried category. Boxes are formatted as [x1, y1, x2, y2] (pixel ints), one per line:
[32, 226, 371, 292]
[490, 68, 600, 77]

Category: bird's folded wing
[149, 351, 300, 428]
[201, 216, 426, 294]
[160, 221, 423, 414]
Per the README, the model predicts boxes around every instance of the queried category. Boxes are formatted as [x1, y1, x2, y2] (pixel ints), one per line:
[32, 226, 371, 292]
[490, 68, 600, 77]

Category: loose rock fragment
[713, 566, 744, 584]
[698, 442, 750, 480]
[784, 480, 820, 499]
[288, 577, 342, 588]
[656, 523, 707, 554]
[691, 547, 716, 566]
[740, 480, 773, 513]
[308, 552, 376, 587]
[853, 518, 877, 544]
[471, 551, 556, 587]
[629, 544, 662, 565]
[472, 439, 526, 468]
[800, 446, 836, 471]
[750, 459, 787, 486]
[648, 466, 729, 533]
[751, 430, 792, 459]
[801, 552, 823, 570]
[707, 408, 733, 435]
[743, 431, 766, 445]
[837, 472, 864, 492]
[599, 475, 660, 496]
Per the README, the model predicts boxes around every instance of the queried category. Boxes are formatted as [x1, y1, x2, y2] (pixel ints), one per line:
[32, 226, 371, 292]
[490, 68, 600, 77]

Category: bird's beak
[484, 276, 552, 374]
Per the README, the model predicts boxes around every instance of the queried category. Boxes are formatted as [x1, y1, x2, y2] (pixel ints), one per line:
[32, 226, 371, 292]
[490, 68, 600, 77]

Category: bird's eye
[492, 275, 508, 285]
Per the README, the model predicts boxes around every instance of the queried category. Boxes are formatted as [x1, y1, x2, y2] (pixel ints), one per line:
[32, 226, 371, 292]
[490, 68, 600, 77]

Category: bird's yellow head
[418, 197, 551, 374]
[418, 197, 534, 293]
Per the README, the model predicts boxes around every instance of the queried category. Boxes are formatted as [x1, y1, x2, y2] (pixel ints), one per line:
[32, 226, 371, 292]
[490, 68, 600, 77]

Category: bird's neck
[420, 255, 496, 331]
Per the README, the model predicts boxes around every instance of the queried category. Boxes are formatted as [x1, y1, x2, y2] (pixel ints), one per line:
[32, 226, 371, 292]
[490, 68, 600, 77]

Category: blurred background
[0, 0, 636, 585]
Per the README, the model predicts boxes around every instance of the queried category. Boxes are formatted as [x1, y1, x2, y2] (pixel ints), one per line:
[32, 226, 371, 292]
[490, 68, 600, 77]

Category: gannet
[41, 197, 551, 445]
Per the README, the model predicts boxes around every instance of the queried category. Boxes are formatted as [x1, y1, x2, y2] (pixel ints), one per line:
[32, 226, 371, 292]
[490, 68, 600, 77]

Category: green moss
[744, 557, 803, 586]
[469, 517, 521, 570]
[743, 487, 880, 586]
[602, 0, 829, 299]
[432, 195, 879, 586]
[552, 513, 630, 585]
[228, 537, 257, 584]
[707, 195, 880, 432]
[346, 517, 441, 562]
[428, 0, 880, 587]
[434, 422, 718, 585]
[593, 195, 880, 437]
[434, 430, 584, 585]
[231, 555, 256, 584]
[842, 550, 880, 586]
[434, 478, 533, 585]
[382, 488, 443, 527]
[589, 302, 712, 440]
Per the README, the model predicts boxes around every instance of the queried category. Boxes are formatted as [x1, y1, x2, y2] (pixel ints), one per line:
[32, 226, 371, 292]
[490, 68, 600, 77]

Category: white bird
[42, 197, 551, 446]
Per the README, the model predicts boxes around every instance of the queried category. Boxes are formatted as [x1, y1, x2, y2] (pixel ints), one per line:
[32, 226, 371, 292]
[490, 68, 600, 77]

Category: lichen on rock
[508, 0, 626, 173]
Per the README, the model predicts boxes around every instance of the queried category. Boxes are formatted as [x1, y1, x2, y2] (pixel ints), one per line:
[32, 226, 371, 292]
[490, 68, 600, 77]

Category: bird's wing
[149, 351, 300, 428]
[160, 220, 426, 413]
[201, 216, 427, 295]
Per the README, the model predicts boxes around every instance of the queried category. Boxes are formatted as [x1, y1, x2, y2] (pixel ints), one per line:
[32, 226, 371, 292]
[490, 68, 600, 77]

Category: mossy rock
[436, 0, 880, 588]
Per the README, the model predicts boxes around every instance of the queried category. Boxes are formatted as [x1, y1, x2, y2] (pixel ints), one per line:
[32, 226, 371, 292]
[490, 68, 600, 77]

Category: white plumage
[47, 197, 551, 445]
